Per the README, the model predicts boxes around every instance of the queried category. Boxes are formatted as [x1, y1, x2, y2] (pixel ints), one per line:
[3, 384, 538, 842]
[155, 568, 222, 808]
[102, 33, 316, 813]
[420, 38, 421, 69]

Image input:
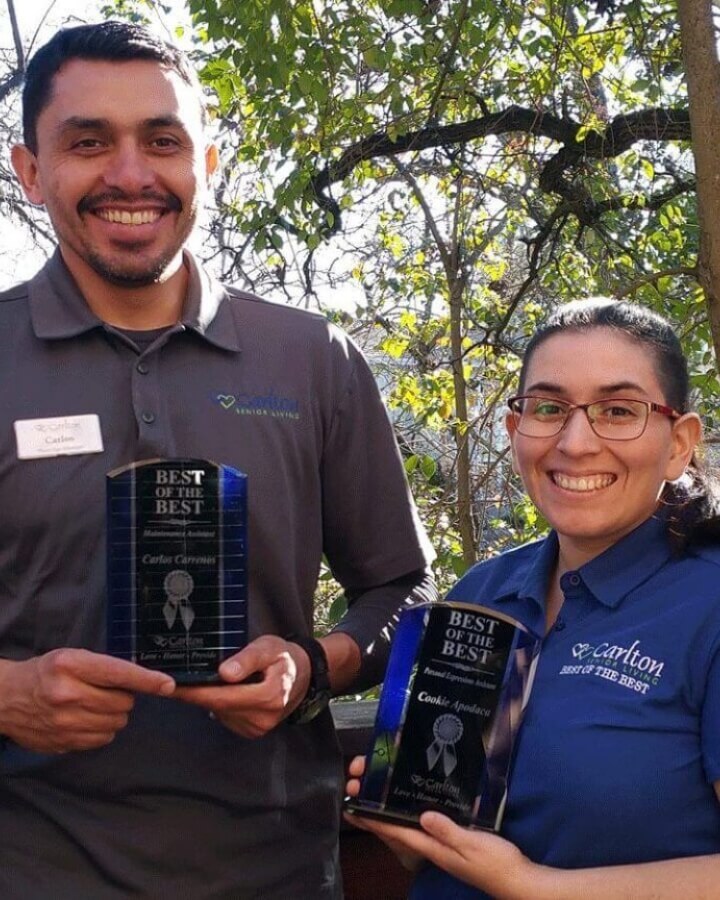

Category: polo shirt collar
[577, 513, 672, 608]
[516, 531, 559, 610]
[495, 511, 672, 615]
[29, 249, 101, 338]
[179, 251, 240, 352]
[29, 249, 241, 352]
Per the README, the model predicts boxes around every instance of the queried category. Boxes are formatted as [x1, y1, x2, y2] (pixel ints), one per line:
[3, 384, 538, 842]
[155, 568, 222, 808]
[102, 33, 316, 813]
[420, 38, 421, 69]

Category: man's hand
[173, 635, 312, 738]
[0, 649, 176, 754]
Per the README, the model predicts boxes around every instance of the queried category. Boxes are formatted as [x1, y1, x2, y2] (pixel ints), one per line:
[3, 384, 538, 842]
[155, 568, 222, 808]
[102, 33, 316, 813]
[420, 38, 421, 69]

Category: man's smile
[94, 208, 164, 225]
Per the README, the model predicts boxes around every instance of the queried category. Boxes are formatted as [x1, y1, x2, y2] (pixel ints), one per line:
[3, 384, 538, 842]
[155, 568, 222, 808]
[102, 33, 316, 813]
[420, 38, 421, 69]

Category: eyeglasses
[507, 395, 681, 441]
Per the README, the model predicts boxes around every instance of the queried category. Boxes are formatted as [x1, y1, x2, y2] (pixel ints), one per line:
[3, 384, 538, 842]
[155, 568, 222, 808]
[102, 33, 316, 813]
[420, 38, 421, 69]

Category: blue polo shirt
[411, 514, 720, 899]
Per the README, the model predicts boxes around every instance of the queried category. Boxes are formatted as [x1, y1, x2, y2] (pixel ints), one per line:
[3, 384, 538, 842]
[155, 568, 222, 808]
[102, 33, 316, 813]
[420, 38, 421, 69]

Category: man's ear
[10, 144, 45, 206]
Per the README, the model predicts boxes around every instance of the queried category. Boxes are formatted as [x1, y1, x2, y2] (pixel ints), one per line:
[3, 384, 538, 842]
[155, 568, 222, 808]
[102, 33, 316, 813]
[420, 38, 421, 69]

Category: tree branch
[616, 265, 698, 298]
[311, 105, 691, 232]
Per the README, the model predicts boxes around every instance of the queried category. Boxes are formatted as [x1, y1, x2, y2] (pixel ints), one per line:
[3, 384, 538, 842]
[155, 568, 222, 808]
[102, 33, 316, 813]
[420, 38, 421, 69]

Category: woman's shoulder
[449, 536, 549, 602]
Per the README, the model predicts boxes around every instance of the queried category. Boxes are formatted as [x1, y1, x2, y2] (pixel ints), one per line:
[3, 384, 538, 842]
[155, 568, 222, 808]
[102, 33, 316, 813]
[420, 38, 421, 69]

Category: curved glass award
[106, 458, 248, 684]
[346, 601, 540, 831]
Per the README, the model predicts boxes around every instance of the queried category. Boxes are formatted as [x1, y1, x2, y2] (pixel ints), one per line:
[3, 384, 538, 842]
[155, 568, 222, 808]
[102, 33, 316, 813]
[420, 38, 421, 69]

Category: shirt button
[569, 574, 581, 587]
[141, 412, 155, 424]
[137, 362, 149, 375]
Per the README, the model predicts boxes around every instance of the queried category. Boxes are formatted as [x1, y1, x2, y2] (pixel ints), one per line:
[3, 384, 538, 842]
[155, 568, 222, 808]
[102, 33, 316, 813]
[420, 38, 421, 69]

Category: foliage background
[1, 0, 718, 638]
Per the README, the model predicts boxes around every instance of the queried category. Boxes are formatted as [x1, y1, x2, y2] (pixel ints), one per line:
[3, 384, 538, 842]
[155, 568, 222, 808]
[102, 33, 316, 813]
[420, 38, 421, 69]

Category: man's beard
[84, 246, 180, 287]
[75, 190, 188, 286]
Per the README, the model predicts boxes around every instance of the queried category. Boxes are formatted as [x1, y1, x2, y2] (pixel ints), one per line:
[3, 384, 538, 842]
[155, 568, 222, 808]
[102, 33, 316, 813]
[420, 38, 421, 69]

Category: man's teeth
[96, 209, 162, 225]
[553, 473, 615, 492]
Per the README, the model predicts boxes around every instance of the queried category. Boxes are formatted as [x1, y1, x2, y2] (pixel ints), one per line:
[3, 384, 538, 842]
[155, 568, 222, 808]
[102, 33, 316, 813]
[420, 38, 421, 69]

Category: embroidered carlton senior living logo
[212, 390, 300, 421]
[558, 639, 665, 696]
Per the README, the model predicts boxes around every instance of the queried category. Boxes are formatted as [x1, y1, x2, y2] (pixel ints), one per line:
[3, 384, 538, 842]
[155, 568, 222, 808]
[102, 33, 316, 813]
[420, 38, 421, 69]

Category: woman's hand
[345, 755, 424, 872]
[344, 755, 537, 896]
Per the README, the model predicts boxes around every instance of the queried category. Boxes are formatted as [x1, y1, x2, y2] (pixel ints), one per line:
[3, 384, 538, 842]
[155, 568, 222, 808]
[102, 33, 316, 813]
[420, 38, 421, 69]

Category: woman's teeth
[552, 473, 615, 492]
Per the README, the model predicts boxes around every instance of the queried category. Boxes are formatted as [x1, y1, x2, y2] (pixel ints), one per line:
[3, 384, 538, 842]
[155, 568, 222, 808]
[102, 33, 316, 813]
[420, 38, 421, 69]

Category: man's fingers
[217, 636, 296, 682]
[174, 681, 261, 708]
[50, 649, 175, 695]
[174, 675, 284, 713]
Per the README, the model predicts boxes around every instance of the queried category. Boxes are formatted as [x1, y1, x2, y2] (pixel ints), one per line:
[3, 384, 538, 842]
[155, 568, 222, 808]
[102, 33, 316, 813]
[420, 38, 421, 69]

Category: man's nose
[101, 142, 156, 193]
[554, 407, 603, 454]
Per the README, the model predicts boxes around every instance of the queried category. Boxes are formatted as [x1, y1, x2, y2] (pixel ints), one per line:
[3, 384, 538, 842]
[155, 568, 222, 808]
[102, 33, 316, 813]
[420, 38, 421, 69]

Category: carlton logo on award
[106, 458, 248, 683]
[346, 602, 540, 831]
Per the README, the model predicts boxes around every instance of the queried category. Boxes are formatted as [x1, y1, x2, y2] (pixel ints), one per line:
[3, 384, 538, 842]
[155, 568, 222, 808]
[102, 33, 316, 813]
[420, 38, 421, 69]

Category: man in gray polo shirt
[0, 21, 435, 899]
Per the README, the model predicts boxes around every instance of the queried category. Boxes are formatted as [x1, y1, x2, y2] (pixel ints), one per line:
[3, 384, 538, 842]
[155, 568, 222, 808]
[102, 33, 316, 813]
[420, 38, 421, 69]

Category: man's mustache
[78, 192, 182, 213]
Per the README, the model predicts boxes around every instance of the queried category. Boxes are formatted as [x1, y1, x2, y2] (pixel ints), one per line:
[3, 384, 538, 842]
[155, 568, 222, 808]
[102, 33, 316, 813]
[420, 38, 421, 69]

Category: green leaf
[327, 594, 348, 625]
[420, 455, 437, 480]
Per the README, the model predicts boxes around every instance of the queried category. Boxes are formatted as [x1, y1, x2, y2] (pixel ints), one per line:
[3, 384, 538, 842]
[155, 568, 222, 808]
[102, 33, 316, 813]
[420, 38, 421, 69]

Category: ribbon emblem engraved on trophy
[426, 714, 464, 777]
[163, 569, 196, 631]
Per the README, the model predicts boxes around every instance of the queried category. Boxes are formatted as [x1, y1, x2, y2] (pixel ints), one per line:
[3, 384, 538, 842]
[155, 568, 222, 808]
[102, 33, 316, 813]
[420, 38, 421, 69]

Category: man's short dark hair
[22, 20, 207, 153]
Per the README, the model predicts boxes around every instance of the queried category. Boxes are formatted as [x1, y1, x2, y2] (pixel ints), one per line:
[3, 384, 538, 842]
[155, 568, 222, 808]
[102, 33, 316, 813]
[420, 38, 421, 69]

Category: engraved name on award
[347, 601, 540, 831]
[106, 458, 248, 684]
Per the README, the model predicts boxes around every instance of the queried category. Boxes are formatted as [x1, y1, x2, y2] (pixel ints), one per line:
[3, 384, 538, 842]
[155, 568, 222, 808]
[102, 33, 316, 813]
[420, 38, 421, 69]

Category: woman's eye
[602, 404, 638, 419]
[534, 402, 564, 417]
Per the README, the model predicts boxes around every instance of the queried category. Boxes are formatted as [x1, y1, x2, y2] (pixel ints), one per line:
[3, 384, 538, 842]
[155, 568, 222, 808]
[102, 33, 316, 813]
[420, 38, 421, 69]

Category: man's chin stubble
[87, 252, 174, 288]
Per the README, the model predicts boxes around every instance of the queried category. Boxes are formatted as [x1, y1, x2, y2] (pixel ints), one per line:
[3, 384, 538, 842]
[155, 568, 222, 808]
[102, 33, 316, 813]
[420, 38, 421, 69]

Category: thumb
[419, 811, 467, 845]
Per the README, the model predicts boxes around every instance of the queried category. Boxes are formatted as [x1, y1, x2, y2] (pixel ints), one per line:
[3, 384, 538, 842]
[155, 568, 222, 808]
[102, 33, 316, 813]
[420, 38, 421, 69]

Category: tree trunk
[448, 272, 477, 570]
[677, 0, 720, 367]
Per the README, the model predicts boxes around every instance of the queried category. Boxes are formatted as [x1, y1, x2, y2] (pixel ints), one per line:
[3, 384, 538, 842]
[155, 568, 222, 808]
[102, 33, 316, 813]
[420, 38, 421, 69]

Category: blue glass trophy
[106, 459, 248, 684]
[346, 602, 540, 830]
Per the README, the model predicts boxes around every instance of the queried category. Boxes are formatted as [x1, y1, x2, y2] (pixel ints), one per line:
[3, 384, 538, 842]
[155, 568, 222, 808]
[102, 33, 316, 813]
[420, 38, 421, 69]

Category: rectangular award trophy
[106, 458, 248, 684]
[346, 602, 540, 831]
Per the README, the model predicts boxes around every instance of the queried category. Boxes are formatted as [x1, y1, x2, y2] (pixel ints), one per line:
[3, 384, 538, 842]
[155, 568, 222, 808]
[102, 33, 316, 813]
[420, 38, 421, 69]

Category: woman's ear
[666, 413, 702, 482]
[505, 411, 520, 475]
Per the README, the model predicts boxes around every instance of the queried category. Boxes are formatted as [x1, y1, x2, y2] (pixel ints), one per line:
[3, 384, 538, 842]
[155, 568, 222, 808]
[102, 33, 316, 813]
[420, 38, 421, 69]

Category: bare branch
[616, 266, 698, 298]
[6, 0, 25, 74]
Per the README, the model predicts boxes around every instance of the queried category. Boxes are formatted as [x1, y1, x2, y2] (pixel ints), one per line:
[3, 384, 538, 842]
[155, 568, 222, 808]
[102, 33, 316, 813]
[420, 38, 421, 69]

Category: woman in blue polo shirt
[347, 298, 720, 898]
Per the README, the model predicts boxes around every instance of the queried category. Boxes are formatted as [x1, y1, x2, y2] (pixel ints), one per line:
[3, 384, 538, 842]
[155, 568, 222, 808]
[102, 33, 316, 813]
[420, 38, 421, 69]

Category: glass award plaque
[106, 458, 248, 684]
[346, 601, 540, 831]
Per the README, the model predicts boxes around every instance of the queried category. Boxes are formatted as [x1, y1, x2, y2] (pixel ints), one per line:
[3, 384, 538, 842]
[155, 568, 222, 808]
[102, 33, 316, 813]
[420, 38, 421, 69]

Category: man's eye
[151, 137, 180, 149]
[72, 139, 104, 150]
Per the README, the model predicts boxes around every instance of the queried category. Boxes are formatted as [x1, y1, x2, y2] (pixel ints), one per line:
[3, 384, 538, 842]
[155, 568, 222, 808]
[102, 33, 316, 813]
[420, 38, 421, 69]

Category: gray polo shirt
[0, 251, 432, 899]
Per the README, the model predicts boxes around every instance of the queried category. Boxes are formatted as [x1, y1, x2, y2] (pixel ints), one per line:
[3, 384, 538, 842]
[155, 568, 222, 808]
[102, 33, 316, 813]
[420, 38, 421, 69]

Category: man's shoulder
[221, 283, 359, 355]
[0, 278, 31, 305]
[224, 284, 330, 327]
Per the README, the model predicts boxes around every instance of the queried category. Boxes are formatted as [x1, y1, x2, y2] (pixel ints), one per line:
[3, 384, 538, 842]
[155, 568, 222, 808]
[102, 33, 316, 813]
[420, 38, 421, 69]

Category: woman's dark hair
[519, 297, 720, 553]
[22, 21, 207, 154]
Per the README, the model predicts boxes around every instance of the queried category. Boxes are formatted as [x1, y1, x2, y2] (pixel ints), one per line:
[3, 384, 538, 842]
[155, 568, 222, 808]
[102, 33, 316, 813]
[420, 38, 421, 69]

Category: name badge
[14, 414, 104, 460]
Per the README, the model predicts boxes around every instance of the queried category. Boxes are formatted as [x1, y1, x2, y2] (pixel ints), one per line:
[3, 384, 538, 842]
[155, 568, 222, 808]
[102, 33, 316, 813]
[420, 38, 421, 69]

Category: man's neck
[59, 247, 189, 329]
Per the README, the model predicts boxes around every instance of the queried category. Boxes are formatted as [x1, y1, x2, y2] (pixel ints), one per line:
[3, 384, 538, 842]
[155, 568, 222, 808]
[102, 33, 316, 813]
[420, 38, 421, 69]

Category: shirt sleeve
[320, 336, 434, 589]
[320, 336, 436, 689]
[332, 568, 437, 690]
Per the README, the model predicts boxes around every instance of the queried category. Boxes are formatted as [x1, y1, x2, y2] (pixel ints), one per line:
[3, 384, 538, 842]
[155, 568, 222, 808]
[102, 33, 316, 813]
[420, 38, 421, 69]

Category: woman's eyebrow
[523, 380, 647, 396]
